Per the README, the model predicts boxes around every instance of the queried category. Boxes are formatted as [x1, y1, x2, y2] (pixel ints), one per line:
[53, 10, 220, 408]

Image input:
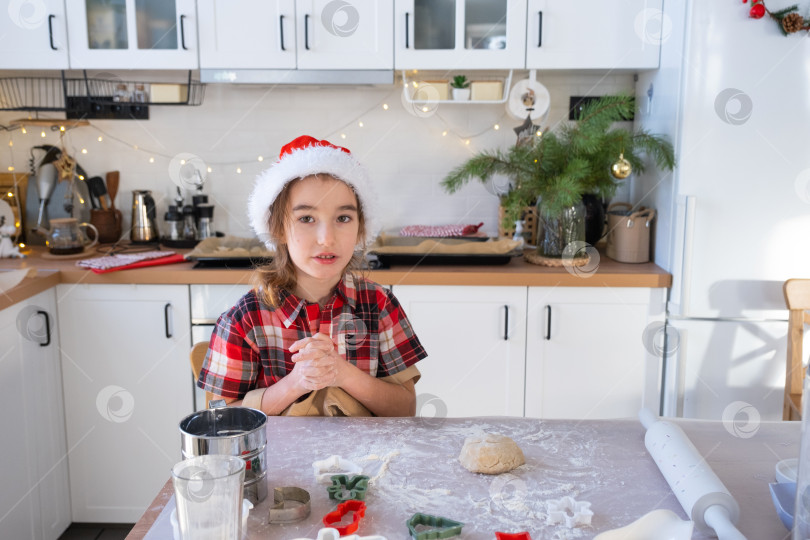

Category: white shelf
[400, 70, 512, 105]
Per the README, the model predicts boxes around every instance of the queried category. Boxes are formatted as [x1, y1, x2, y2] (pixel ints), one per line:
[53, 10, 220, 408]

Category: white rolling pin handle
[704, 505, 747, 540]
[639, 407, 657, 429]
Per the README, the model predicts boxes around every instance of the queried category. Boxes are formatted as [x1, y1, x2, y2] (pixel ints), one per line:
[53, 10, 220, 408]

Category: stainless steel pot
[178, 403, 268, 504]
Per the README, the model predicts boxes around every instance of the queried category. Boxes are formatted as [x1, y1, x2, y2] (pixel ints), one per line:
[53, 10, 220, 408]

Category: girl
[197, 135, 427, 416]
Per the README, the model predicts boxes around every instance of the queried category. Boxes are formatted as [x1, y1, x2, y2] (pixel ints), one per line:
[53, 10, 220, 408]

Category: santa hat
[248, 135, 378, 250]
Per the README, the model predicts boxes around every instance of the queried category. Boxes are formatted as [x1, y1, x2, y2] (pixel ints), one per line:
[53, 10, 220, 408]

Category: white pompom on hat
[248, 135, 378, 250]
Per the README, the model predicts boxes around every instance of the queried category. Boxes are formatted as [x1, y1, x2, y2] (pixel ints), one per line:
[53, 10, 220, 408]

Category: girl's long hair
[252, 175, 367, 307]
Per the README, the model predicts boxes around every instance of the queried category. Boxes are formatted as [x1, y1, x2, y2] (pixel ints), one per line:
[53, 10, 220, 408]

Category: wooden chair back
[190, 341, 215, 409]
[783, 279, 810, 420]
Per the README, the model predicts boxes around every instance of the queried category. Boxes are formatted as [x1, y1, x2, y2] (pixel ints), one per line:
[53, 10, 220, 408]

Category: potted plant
[441, 94, 676, 258]
[450, 75, 471, 101]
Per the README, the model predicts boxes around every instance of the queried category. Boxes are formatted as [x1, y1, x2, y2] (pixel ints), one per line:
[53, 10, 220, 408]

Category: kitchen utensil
[171, 454, 246, 540]
[179, 403, 268, 504]
[106, 171, 119, 210]
[131, 190, 159, 243]
[639, 409, 744, 539]
[39, 217, 98, 255]
[87, 177, 109, 210]
[34, 162, 58, 231]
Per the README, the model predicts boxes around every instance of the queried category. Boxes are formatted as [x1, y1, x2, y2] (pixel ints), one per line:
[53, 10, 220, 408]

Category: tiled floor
[57, 523, 133, 540]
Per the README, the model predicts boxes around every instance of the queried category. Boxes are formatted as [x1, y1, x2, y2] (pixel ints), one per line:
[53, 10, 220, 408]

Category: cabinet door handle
[47, 15, 57, 50]
[537, 11, 543, 47]
[180, 14, 188, 50]
[503, 305, 509, 341]
[405, 12, 410, 48]
[36, 310, 51, 347]
[304, 14, 310, 50]
[544, 305, 551, 340]
[164, 303, 173, 338]
[279, 15, 286, 51]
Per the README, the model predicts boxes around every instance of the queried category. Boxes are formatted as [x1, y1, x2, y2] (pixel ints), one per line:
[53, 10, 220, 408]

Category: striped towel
[76, 250, 176, 270]
[399, 222, 484, 237]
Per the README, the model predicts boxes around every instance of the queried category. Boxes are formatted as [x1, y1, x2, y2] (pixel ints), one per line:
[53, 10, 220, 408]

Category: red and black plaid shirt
[197, 274, 427, 399]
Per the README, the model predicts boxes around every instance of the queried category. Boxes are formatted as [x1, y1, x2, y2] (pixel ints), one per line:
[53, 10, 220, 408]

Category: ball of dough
[459, 433, 525, 474]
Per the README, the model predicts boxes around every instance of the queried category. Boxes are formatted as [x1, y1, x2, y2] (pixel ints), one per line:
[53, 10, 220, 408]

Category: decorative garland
[744, 1, 810, 34]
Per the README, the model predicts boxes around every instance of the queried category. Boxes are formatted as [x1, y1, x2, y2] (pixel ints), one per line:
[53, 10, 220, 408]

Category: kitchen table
[127, 416, 798, 539]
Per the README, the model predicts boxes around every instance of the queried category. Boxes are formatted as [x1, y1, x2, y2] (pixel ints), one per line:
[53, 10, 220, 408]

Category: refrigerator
[635, 0, 810, 420]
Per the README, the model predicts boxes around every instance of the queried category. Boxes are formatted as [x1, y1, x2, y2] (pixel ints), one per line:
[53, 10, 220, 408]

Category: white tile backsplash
[0, 72, 633, 239]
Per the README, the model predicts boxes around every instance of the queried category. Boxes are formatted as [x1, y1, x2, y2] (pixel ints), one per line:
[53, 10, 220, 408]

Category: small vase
[535, 197, 586, 258]
[452, 88, 470, 101]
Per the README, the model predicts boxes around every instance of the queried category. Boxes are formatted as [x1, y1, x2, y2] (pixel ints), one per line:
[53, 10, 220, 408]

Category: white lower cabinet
[392, 286, 527, 417]
[526, 287, 664, 419]
[393, 285, 664, 418]
[0, 288, 70, 540]
[57, 284, 192, 523]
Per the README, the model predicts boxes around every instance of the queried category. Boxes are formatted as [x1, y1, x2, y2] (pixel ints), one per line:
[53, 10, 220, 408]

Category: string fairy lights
[1, 79, 516, 182]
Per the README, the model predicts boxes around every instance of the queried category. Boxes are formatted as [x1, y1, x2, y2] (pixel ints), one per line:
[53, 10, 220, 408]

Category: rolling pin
[639, 408, 746, 540]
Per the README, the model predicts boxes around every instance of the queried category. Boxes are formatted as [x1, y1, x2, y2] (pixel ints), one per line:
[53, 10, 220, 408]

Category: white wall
[0, 72, 633, 240]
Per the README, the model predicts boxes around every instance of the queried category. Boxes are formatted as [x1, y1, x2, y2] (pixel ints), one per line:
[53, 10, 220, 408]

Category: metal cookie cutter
[322, 500, 367, 536]
[546, 496, 593, 528]
[267, 486, 311, 524]
[327, 474, 370, 501]
[313, 455, 363, 484]
[406, 513, 464, 540]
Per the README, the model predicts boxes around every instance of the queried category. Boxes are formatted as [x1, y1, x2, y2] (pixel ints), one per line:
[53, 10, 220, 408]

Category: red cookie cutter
[495, 533, 532, 540]
[322, 500, 367, 536]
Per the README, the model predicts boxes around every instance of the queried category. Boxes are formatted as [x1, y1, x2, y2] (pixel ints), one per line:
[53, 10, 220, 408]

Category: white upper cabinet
[198, 0, 296, 69]
[394, 0, 527, 70]
[0, 0, 69, 69]
[296, 0, 393, 69]
[198, 0, 393, 71]
[66, 0, 198, 69]
[525, 0, 663, 70]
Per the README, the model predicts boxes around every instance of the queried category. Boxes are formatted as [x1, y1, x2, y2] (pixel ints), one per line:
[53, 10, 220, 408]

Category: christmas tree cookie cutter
[322, 499, 367, 536]
[289, 528, 387, 540]
[267, 486, 311, 524]
[327, 474, 370, 501]
[313, 455, 363, 484]
[545, 496, 593, 528]
[406, 513, 464, 540]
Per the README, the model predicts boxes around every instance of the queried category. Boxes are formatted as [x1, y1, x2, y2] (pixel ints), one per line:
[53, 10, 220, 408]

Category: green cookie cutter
[326, 474, 370, 501]
[406, 513, 464, 540]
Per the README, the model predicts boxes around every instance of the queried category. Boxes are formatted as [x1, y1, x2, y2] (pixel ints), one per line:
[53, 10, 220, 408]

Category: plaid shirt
[198, 274, 427, 399]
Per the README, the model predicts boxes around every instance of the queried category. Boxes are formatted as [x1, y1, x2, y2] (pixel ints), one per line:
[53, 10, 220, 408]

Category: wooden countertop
[0, 245, 671, 310]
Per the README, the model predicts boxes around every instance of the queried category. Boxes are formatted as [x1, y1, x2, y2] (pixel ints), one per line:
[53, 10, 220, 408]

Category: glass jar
[535, 196, 585, 258]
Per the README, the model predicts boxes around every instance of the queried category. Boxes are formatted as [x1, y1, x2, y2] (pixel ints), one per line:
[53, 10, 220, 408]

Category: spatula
[87, 176, 108, 209]
[106, 171, 119, 210]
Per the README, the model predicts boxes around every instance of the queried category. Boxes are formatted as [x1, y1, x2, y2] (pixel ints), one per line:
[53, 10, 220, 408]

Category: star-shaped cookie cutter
[545, 496, 593, 528]
[313, 455, 363, 484]
[406, 513, 464, 540]
[267, 486, 311, 524]
[322, 499, 367, 536]
[327, 474, 370, 501]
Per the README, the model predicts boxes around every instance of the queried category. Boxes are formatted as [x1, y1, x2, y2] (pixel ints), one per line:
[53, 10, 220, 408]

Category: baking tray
[368, 252, 518, 268]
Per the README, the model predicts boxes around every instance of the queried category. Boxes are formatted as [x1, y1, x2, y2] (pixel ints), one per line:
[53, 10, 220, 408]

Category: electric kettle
[131, 190, 158, 243]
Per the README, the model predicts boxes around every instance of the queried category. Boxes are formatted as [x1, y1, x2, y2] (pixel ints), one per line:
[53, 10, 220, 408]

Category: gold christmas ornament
[611, 153, 632, 179]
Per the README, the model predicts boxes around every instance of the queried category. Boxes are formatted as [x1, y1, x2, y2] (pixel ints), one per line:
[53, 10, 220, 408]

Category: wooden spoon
[105, 171, 119, 211]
